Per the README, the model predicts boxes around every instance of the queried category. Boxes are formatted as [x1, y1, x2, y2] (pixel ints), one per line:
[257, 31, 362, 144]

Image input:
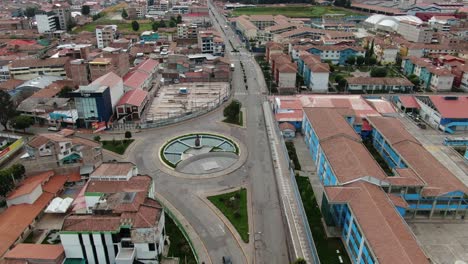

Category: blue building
[302, 107, 429, 264]
[69, 85, 113, 128]
[140, 31, 159, 42]
[307, 46, 365, 65]
[367, 116, 468, 219]
[415, 95, 468, 133]
[302, 106, 467, 264]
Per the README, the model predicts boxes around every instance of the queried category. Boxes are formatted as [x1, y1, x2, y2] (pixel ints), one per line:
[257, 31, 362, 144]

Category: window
[149, 243, 155, 251]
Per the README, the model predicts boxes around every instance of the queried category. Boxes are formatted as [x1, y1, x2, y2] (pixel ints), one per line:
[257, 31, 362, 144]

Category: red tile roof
[4, 244, 64, 260]
[427, 95, 468, 118]
[0, 192, 54, 257]
[303, 107, 361, 142]
[7, 171, 54, 200]
[0, 79, 24, 91]
[367, 116, 468, 196]
[42, 174, 67, 194]
[123, 71, 150, 90]
[135, 58, 158, 74]
[93, 71, 121, 88]
[325, 182, 429, 264]
[279, 122, 296, 131]
[117, 89, 148, 107]
[398, 96, 420, 109]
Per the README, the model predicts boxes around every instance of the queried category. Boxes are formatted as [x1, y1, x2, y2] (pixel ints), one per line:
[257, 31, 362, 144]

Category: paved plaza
[146, 82, 230, 121]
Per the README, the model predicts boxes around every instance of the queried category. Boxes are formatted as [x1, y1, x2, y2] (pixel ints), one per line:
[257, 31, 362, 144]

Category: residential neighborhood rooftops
[10, 57, 69, 68]
[4, 244, 64, 261]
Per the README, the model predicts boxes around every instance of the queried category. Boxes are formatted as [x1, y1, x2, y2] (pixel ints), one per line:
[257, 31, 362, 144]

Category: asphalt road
[74, 4, 290, 263]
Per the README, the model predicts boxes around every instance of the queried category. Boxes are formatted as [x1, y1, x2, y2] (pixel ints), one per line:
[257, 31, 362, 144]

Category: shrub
[93, 135, 101, 142]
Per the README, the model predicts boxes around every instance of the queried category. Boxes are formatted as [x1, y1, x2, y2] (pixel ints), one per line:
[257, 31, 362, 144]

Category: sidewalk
[293, 136, 324, 207]
[263, 102, 316, 263]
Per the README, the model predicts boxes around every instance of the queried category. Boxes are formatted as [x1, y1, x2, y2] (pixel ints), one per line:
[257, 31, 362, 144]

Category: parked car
[222, 256, 232, 264]
[417, 123, 427, 129]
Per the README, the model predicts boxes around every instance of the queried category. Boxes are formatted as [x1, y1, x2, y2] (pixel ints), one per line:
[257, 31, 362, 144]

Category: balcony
[115, 247, 135, 264]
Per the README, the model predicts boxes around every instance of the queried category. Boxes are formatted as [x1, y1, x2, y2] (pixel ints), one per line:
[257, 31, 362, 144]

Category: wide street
[101, 2, 291, 264]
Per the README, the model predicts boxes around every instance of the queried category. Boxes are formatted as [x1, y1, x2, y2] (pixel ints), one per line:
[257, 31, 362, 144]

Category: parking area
[145, 82, 230, 122]
[408, 222, 468, 264]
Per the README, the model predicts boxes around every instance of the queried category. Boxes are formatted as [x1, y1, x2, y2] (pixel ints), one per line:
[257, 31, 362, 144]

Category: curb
[155, 193, 213, 264]
[199, 188, 251, 264]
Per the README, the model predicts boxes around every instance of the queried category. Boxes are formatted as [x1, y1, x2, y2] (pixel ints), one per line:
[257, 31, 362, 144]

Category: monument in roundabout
[160, 133, 240, 175]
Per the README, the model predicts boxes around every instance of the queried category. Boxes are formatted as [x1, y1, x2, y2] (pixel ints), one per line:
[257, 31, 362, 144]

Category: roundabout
[159, 133, 245, 177]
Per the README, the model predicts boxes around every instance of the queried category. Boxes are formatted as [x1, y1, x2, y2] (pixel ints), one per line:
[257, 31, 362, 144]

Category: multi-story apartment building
[96, 25, 117, 49]
[52, 3, 72, 30]
[398, 20, 433, 43]
[198, 30, 224, 55]
[23, 129, 103, 171]
[402, 56, 454, 91]
[177, 23, 198, 39]
[307, 46, 365, 65]
[35, 12, 58, 33]
[0, 61, 10, 82]
[9, 57, 71, 81]
[297, 51, 330, 92]
[60, 162, 166, 264]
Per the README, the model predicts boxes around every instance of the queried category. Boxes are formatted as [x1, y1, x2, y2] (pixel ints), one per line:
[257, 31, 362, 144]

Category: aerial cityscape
[0, 0, 466, 263]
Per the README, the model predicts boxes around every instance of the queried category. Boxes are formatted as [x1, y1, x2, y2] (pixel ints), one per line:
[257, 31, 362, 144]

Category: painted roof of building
[325, 181, 429, 264]
[92, 71, 122, 89]
[398, 96, 420, 109]
[123, 70, 150, 90]
[4, 244, 64, 260]
[427, 95, 468, 119]
[117, 88, 148, 107]
[7, 171, 54, 200]
[367, 116, 468, 196]
[135, 58, 159, 74]
[366, 99, 397, 115]
[279, 122, 296, 131]
[90, 162, 135, 177]
[0, 192, 54, 257]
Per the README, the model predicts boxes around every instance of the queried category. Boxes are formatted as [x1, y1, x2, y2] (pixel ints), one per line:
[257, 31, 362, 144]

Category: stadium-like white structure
[364, 14, 423, 32]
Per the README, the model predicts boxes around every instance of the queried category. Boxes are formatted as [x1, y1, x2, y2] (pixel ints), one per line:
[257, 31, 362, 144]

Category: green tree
[11, 115, 34, 132]
[10, 164, 25, 180]
[337, 78, 347, 91]
[58, 86, 73, 97]
[159, 19, 166, 28]
[370, 68, 388, 77]
[25, 7, 37, 18]
[293, 258, 307, 264]
[176, 14, 182, 24]
[368, 56, 377, 65]
[169, 20, 176, 27]
[334, 75, 344, 83]
[346, 55, 356, 65]
[0, 170, 15, 197]
[125, 131, 132, 140]
[223, 100, 242, 122]
[93, 135, 101, 142]
[131, 20, 140, 31]
[0, 91, 17, 131]
[81, 5, 90, 16]
[408, 74, 420, 86]
[356, 55, 365, 66]
[122, 8, 128, 19]
[152, 21, 160, 31]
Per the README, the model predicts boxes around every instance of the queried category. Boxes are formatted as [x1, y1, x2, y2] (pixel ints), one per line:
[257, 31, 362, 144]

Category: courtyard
[146, 82, 230, 122]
